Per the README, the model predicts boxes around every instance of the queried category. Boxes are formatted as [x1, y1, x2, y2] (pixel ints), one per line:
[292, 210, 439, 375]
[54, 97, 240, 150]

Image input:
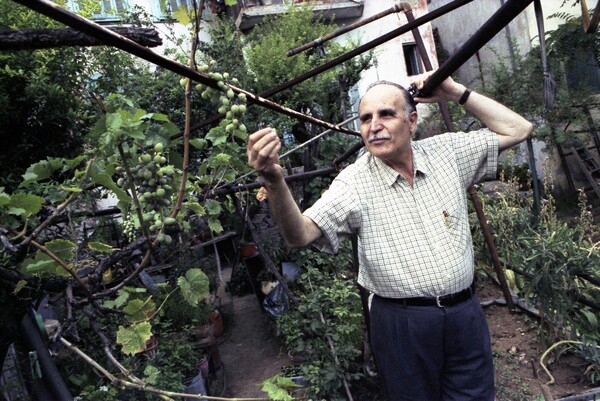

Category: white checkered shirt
[303, 129, 499, 298]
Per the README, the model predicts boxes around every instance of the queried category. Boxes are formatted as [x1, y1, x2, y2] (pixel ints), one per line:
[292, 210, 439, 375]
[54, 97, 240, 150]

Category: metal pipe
[21, 311, 73, 401]
[411, 0, 534, 97]
[403, 4, 455, 132]
[287, 2, 404, 57]
[12, 0, 359, 137]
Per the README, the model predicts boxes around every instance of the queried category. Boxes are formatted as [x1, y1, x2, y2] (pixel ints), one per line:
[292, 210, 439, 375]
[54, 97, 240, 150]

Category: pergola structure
[6, 1, 600, 400]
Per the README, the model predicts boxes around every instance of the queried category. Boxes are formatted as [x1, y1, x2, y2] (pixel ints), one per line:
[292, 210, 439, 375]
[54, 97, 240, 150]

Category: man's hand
[247, 127, 284, 181]
[246, 127, 323, 247]
[411, 71, 466, 104]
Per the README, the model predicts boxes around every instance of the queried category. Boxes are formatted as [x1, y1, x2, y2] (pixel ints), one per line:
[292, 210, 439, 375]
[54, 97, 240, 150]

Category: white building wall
[345, 0, 437, 95]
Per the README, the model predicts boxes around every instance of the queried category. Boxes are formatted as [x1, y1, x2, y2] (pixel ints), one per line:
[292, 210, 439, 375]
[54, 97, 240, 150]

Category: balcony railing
[235, 0, 365, 31]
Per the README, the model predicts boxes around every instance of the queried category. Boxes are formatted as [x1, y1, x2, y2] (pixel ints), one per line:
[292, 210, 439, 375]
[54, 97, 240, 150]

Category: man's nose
[370, 116, 383, 132]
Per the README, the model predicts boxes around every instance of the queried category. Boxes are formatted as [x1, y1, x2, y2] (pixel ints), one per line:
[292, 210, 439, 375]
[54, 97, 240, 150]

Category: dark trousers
[369, 295, 494, 401]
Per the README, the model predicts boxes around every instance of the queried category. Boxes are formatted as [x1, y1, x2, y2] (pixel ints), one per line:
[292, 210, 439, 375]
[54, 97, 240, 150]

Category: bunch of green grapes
[116, 143, 178, 244]
[185, 64, 249, 140]
[121, 214, 136, 242]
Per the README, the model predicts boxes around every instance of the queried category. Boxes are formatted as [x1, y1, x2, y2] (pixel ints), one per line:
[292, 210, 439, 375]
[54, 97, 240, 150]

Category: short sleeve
[452, 128, 499, 188]
[302, 178, 359, 254]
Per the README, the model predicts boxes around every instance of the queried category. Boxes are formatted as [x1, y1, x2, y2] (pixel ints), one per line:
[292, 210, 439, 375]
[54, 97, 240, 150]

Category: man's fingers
[248, 127, 274, 146]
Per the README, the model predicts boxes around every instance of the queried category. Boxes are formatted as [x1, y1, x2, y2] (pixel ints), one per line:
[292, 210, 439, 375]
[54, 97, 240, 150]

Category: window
[149, 0, 203, 20]
[66, 0, 129, 22]
[403, 43, 423, 76]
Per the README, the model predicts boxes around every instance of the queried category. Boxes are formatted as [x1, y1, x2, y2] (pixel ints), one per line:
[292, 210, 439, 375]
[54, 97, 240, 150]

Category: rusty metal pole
[402, 4, 454, 132]
[411, 0, 534, 97]
[468, 187, 516, 311]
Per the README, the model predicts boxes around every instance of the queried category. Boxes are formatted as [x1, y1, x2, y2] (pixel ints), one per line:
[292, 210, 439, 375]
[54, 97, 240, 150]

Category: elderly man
[247, 72, 533, 400]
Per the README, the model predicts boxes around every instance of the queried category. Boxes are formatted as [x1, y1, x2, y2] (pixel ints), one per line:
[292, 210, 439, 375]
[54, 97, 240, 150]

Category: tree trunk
[0, 27, 162, 50]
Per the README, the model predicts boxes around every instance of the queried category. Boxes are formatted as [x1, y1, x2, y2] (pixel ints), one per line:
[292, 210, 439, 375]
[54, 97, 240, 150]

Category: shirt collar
[369, 142, 431, 186]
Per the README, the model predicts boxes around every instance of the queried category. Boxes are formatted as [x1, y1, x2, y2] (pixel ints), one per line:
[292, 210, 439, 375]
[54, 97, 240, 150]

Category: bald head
[359, 81, 417, 118]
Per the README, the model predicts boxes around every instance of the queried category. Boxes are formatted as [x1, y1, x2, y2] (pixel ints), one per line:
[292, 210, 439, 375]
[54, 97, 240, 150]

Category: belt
[377, 283, 474, 308]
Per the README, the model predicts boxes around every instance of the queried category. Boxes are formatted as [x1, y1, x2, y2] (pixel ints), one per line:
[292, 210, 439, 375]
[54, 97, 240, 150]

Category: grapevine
[116, 142, 179, 244]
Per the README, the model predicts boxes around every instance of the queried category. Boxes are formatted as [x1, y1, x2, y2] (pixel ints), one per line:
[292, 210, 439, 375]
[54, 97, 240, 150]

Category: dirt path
[216, 288, 291, 398]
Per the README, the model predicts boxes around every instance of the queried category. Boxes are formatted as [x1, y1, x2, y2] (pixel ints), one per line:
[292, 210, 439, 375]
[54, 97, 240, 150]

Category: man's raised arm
[412, 73, 534, 151]
[247, 128, 322, 248]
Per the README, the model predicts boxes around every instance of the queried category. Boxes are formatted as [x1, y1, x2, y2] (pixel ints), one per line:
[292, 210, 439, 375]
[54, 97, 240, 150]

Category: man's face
[358, 85, 417, 168]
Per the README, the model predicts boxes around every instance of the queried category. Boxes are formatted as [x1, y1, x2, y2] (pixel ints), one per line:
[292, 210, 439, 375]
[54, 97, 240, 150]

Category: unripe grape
[227, 89, 234, 99]
[154, 143, 164, 152]
[180, 78, 187, 87]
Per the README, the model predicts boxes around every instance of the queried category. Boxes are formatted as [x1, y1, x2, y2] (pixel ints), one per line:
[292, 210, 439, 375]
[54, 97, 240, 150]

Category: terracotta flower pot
[240, 243, 257, 258]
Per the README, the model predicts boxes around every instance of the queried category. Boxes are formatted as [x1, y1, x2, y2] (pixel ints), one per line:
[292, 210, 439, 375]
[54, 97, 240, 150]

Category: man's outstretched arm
[247, 128, 322, 248]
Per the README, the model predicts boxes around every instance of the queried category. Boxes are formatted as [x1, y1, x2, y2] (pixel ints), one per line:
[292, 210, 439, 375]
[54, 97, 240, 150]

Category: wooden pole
[468, 187, 516, 310]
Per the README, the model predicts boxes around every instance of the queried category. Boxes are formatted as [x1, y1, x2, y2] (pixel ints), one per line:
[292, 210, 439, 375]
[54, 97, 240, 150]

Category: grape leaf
[88, 241, 118, 254]
[177, 268, 210, 307]
[104, 290, 130, 309]
[144, 365, 160, 385]
[204, 199, 221, 216]
[206, 128, 227, 146]
[20, 239, 75, 277]
[8, 193, 44, 217]
[123, 297, 156, 323]
[185, 201, 206, 217]
[117, 322, 152, 356]
[189, 138, 208, 150]
[207, 217, 223, 234]
[88, 161, 131, 204]
[13, 280, 28, 295]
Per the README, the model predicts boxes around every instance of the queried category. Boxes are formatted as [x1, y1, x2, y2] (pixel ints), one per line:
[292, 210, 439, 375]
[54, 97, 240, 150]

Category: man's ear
[409, 111, 418, 133]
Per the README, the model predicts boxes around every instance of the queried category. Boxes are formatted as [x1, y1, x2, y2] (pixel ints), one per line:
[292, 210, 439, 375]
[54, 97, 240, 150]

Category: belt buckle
[436, 295, 445, 308]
